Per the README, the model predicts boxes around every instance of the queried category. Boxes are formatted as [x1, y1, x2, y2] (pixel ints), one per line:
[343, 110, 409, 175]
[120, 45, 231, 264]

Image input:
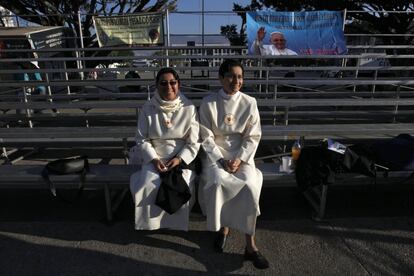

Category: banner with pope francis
[247, 10, 347, 55]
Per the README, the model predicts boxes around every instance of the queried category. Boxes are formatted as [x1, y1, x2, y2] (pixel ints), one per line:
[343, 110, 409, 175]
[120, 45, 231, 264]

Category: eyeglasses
[159, 80, 178, 87]
[273, 39, 285, 42]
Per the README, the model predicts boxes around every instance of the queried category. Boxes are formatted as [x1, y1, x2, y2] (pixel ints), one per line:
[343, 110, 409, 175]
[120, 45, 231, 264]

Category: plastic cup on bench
[280, 156, 293, 173]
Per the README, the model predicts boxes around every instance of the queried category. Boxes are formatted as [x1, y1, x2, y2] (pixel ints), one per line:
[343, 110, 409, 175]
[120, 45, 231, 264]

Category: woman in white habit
[198, 59, 269, 269]
[130, 67, 200, 231]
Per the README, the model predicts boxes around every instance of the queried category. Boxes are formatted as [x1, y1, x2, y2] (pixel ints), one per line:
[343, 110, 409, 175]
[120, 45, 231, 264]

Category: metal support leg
[318, 184, 328, 220]
[273, 85, 278, 125]
[1, 147, 10, 164]
[284, 106, 289, 126]
[111, 189, 129, 217]
[303, 184, 329, 222]
[122, 138, 129, 164]
[393, 85, 400, 123]
[10, 148, 39, 164]
[303, 189, 320, 213]
[104, 183, 113, 223]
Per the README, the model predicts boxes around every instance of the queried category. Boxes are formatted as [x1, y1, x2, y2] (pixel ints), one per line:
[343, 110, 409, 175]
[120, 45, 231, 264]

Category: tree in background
[0, 0, 177, 67]
[220, 0, 262, 47]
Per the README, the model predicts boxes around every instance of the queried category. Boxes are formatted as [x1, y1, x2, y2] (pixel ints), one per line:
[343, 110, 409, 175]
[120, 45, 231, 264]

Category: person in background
[16, 62, 46, 96]
[198, 59, 269, 269]
[148, 28, 160, 44]
[121, 70, 141, 93]
[15, 62, 47, 114]
[129, 67, 200, 231]
[250, 28, 298, 56]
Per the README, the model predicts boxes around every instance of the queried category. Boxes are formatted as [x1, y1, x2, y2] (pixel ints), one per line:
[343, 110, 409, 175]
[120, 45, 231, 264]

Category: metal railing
[2, 48, 414, 95]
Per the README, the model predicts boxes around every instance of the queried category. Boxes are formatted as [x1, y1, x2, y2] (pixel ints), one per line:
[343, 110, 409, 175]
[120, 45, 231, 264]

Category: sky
[169, 0, 252, 34]
[14, 0, 253, 35]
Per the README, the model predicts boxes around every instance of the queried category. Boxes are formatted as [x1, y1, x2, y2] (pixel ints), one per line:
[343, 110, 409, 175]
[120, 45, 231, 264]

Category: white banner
[93, 13, 164, 47]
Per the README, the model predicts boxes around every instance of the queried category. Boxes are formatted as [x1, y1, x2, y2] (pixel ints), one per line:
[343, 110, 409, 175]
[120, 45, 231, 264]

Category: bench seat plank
[0, 98, 413, 110]
[0, 164, 139, 188]
[0, 163, 294, 187]
[0, 124, 413, 144]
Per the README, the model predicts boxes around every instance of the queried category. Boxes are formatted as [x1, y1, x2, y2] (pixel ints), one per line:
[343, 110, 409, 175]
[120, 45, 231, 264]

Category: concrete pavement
[0, 185, 413, 275]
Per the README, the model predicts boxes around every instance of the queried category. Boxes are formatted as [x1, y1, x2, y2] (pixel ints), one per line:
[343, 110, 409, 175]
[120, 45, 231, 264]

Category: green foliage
[220, 24, 245, 45]
[220, 0, 262, 46]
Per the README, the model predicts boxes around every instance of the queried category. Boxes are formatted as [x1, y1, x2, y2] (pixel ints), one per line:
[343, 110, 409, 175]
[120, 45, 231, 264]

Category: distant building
[169, 34, 230, 46]
[169, 34, 247, 67]
[133, 34, 247, 68]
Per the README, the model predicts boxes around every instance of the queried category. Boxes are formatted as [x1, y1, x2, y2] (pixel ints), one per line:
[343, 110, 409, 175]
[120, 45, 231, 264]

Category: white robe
[250, 39, 298, 56]
[130, 93, 200, 231]
[198, 89, 263, 235]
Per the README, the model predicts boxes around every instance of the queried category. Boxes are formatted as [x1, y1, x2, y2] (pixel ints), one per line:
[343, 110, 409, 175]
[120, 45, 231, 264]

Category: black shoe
[214, 232, 228, 253]
[244, 249, 269, 269]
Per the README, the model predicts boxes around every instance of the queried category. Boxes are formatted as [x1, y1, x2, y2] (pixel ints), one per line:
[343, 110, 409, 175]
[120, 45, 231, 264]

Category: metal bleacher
[1, 33, 414, 220]
[2, 47, 414, 144]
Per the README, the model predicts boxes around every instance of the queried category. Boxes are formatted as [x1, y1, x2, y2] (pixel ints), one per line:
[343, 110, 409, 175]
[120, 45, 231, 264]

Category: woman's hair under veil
[218, 59, 244, 78]
[155, 67, 181, 84]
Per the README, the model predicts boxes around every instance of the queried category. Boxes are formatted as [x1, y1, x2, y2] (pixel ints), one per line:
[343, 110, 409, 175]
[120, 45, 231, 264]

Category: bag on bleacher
[41, 156, 89, 202]
[372, 134, 414, 171]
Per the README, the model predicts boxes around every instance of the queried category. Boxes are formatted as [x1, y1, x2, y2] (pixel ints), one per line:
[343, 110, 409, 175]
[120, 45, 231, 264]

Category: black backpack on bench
[41, 156, 89, 202]
[372, 134, 414, 171]
[372, 134, 414, 183]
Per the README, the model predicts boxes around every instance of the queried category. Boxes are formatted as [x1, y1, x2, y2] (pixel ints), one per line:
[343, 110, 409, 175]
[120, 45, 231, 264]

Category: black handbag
[155, 166, 191, 214]
[41, 156, 89, 202]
